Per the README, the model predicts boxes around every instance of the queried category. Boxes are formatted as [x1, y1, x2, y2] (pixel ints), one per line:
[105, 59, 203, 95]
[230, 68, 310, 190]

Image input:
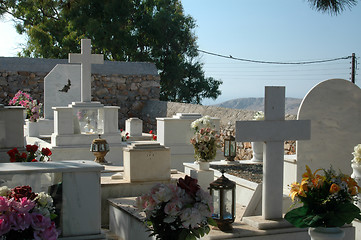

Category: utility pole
[351, 53, 356, 83]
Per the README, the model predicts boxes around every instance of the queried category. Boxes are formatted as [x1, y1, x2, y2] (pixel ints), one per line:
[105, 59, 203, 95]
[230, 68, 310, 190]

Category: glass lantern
[90, 135, 110, 164]
[209, 170, 236, 231]
[224, 131, 236, 161]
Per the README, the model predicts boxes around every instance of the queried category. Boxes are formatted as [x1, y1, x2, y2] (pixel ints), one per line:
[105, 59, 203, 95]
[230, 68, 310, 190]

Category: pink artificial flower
[164, 201, 181, 216]
[31, 213, 51, 231]
[10, 212, 32, 231]
[34, 222, 58, 240]
[12, 197, 36, 212]
[0, 196, 9, 212]
[0, 214, 11, 235]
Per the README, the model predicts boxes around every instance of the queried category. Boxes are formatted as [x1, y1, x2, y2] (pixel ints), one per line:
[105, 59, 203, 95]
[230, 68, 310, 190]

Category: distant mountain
[213, 97, 302, 115]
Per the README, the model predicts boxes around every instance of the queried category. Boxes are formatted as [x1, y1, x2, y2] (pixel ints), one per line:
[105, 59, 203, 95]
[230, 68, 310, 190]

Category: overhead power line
[197, 49, 352, 65]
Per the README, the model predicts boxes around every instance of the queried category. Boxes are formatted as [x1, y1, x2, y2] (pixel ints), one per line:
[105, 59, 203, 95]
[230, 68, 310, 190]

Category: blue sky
[1, 0, 360, 105]
[181, 0, 361, 104]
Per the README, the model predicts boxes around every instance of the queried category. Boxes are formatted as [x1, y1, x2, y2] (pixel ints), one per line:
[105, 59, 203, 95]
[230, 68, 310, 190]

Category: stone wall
[141, 100, 296, 131]
[0, 57, 160, 129]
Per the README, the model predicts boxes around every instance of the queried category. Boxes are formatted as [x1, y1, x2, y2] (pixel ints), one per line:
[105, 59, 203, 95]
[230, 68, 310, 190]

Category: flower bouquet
[190, 128, 220, 162]
[7, 145, 52, 162]
[285, 165, 361, 228]
[0, 185, 59, 240]
[135, 176, 216, 240]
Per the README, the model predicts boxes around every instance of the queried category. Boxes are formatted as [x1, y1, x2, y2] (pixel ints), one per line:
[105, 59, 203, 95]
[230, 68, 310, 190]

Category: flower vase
[197, 161, 210, 171]
[308, 227, 345, 240]
[26, 120, 39, 137]
[351, 163, 361, 209]
[251, 142, 263, 162]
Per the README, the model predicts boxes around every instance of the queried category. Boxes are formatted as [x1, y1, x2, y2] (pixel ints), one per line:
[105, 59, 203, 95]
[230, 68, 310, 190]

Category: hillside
[213, 97, 302, 115]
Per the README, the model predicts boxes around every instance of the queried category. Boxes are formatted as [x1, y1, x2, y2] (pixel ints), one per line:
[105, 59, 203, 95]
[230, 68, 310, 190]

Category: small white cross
[236, 86, 310, 220]
[69, 39, 104, 102]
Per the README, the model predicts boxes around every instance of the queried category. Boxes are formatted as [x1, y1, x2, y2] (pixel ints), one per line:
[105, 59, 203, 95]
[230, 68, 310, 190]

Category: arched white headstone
[297, 79, 361, 179]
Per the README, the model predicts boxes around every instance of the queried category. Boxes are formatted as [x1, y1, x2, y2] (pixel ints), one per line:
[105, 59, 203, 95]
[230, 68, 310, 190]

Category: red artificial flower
[41, 148, 52, 157]
[31, 159, 38, 162]
[26, 144, 38, 153]
[149, 130, 153, 134]
[7, 148, 19, 159]
[20, 153, 27, 160]
[152, 135, 157, 141]
[120, 128, 124, 132]
[177, 176, 200, 198]
[126, 136, 130, 139]
[10, 186, 37, 201]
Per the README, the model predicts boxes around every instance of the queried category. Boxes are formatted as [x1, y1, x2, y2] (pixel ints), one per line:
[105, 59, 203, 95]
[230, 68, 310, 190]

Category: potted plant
[251, 111, 264, 162]
[135, 176, 216, 240]
[190, 116, 220, 170]
[285, 165, 361, 240]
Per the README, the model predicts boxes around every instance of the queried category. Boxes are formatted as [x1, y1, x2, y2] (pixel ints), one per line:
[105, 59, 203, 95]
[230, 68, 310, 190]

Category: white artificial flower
[0, 186, 11, 197]
[352, 144, 361, 164]
[180, 207, 202, 229]
[36, 192, 53, 207]
[253, 111, 264, 121]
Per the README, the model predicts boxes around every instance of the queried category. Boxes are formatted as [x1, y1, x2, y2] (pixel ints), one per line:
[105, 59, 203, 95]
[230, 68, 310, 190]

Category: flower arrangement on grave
[0, 185, 59, 240]
[352, 144, 361, 165]
[149, 130, 157, 141]
[284, 165, 361, 228]
[135, 176, 216, 240]
[190, 116, 220, 162]
[9, 91, 42, 122]
[120, 129, 129, 142]
[253, 111, 264, 121]
[7, 145, 52, 162]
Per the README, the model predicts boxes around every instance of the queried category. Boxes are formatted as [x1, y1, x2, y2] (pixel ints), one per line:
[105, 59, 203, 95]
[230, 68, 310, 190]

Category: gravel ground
[210, 163, 263, 183]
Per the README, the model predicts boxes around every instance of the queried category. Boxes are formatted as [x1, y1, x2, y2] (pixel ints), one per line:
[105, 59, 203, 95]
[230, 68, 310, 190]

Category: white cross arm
[91, 54, 104, 64]
[68, 53, 104, 64]
[235, 120, 311, 142]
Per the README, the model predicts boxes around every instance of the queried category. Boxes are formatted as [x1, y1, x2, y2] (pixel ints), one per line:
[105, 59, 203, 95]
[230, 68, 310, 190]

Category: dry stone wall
[0, 57, 160, 129]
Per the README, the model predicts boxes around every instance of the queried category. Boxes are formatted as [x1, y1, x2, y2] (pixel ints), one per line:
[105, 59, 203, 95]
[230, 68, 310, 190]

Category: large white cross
[236, 86, 310, 220]
[69, 39, 104, 102]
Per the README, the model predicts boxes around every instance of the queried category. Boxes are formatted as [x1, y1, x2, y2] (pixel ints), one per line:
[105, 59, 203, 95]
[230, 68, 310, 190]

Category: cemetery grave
[1, 39, 361, 239]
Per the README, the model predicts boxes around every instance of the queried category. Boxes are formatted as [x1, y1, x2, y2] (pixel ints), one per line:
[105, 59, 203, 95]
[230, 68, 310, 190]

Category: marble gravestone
[236, 86, 310, 222]
[295, 79, 361, 180]
[44, 65, 81, 120]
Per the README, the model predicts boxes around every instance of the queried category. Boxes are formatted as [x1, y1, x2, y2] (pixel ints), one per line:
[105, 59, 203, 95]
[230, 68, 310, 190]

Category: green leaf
[204, 225, 211, 234]
[191, 228, 200, 238]
[302, 213, 324, 227]
[332, 202, 361, 226]
[207, 217, 218, 227]
[185, 233, 197, 240]
[284, 206, 309, 228]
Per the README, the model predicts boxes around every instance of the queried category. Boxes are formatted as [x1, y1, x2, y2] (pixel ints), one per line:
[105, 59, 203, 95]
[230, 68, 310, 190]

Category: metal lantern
[209, 170, 236, 231]
[224, 131, 236, 161]
[90, 134, 110, 164]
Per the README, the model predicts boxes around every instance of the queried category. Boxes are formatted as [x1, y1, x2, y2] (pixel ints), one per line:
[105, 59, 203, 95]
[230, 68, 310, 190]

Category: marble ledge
[0, 160, 104, 175]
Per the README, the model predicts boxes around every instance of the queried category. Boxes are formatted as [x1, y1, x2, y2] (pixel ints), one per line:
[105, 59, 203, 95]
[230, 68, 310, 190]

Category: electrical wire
[197, 49, 352, 65]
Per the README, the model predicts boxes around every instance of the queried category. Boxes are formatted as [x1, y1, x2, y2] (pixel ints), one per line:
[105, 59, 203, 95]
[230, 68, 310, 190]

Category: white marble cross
[235, 86, 310, 220]
[69, 39, 104, 102]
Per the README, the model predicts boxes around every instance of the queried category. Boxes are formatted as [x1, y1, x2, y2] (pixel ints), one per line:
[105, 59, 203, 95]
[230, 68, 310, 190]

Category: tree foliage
[0, 0, 222, 104]
[307, 0, 358, 15]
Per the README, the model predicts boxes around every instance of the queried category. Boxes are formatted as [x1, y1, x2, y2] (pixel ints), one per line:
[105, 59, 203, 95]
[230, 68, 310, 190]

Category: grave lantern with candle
[209, 170, 236, 231]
